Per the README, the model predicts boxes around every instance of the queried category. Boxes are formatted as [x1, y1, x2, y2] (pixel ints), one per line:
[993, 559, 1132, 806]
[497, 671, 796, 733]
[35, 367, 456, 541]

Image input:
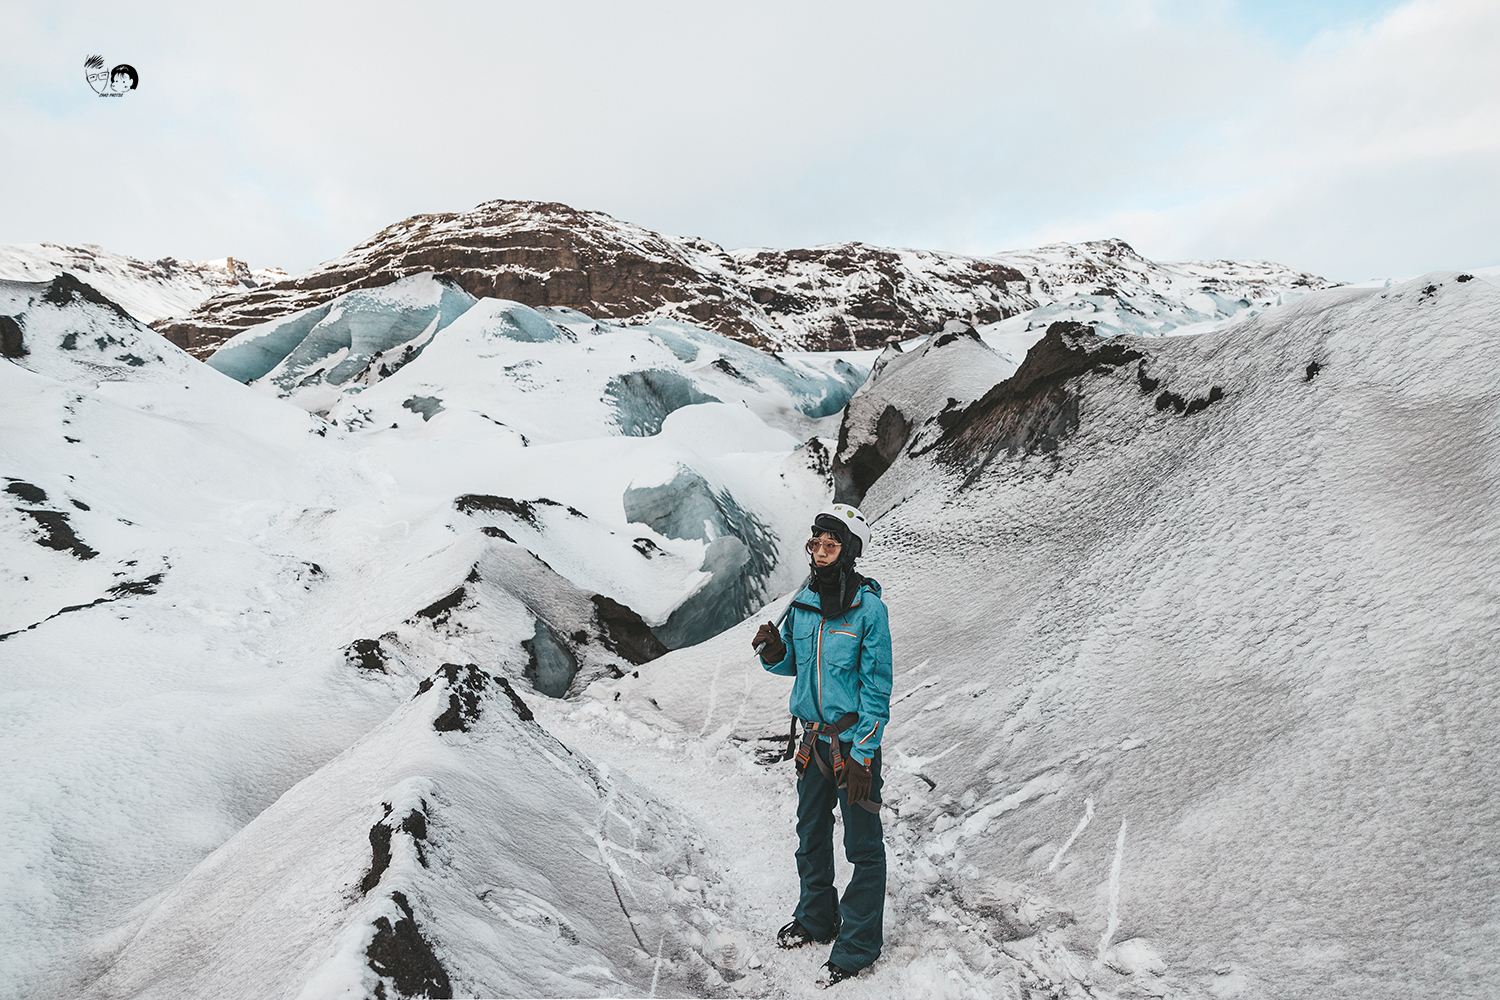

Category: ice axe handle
[753, 580, 804, 661]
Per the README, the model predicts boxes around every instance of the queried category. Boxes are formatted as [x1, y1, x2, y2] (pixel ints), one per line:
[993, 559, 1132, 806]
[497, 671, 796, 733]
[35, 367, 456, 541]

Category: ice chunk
[623, 468, 777, 647]
[523, 618, 578, 698]
[205, 301, 337, 383]
[400, 395, 444, 421]
[605, 369, 720, 437]
[208, 273, 476, 393]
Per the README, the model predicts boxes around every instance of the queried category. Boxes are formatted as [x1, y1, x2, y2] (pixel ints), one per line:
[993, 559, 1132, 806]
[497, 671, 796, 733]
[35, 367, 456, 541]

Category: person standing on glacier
[752, 503, 892, 988]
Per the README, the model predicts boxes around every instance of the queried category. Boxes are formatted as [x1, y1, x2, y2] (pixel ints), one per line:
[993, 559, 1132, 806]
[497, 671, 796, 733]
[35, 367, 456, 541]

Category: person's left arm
[847, 598, 892, 765]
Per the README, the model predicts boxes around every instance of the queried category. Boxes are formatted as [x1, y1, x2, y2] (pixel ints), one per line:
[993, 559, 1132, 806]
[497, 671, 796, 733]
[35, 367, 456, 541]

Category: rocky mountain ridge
[0, 243, 285, 325]
[148, 200, 1332, 357]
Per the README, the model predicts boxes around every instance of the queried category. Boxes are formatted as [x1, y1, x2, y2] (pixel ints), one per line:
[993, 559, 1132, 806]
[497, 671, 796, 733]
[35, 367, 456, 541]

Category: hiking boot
[776, 919, 833, 949]
[815, 961, 856, 988]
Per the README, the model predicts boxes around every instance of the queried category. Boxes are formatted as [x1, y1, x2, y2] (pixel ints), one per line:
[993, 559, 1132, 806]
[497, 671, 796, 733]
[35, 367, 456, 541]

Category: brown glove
[753, 622, 785, 663]
[845, 756, 871, 803]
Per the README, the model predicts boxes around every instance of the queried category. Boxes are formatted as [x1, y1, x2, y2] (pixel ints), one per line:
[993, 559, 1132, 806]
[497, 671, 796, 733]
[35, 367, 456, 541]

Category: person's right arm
[755, 618, 795, 675]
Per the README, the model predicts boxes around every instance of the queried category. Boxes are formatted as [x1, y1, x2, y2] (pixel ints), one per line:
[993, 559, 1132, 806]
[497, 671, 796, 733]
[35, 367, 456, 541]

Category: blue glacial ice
[605, 370, 721, 436]
[621, 319, 866, 418]
[207, 273, 476, 386]
[522, 617, 579, 697]
[623, 467, 778, 648]
[205, 277, 870, 442]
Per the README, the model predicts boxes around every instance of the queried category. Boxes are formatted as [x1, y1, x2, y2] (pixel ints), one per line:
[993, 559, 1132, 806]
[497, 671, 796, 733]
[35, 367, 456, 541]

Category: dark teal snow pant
[793, 740, 885, 972]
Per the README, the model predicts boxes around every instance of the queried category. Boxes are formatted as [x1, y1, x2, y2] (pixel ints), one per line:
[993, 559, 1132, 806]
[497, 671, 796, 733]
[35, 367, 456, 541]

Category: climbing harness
[789, 714, 880, 813]
[792, 712, 858, 779]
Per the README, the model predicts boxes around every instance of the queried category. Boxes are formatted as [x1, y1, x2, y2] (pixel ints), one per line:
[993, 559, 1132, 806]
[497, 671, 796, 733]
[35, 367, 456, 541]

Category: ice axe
[753, 576, 810, 763]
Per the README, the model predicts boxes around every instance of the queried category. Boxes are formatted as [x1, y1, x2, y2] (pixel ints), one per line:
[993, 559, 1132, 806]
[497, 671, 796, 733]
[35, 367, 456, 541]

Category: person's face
[88, 70, 110, 93]
[807, 532, 842, 567]
[109, 72, 131, 93]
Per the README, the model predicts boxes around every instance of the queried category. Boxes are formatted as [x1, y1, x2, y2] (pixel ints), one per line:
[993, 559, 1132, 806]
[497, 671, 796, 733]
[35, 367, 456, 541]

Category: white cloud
[0, 0, 1493, 280]
[1001, 0, 1500, 277]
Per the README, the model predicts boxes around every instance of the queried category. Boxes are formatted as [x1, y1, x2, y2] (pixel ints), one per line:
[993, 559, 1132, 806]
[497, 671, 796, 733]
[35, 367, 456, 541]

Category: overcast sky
[3, 0, 1496, 281]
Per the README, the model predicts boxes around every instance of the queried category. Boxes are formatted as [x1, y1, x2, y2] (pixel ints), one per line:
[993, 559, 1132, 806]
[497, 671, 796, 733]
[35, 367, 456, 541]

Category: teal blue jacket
[763, 578, 892, 765]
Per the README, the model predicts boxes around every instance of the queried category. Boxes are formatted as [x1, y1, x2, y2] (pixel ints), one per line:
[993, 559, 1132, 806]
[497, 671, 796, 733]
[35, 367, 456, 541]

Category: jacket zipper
[816, 620, 824, 720]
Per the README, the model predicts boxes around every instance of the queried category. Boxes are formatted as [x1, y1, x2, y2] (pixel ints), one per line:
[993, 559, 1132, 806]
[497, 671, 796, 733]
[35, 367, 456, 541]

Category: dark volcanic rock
[419, 662, 490, 732]
[0, 314, 26, 358]
[344, 637, 388, 673]
[366, 891, 452, 999]
[590, 594, 669, 664]
[834, 403, 914, 506]
[41, 272, 135, 323]
[154, 200, 1036, 357]
[925, 321, 1145, 483]
[18, 508, 99, 560]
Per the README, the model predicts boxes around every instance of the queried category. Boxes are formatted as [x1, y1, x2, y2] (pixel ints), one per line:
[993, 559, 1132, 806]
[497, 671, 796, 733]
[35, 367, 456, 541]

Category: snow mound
[833, 319, 1016, 506]
[77, 662, 741, 999]
[0, 273, 201, 384]
[608, 272, 1500, 1000]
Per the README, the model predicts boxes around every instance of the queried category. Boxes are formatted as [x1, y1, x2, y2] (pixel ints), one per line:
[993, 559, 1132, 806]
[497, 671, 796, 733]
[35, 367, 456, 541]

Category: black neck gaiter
[811, 558, 861, 618]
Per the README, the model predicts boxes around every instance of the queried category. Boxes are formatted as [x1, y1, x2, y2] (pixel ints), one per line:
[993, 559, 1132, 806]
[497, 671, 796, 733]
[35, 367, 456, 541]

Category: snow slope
[76, 662, 738, 1000]
[613, 272, 1500, 999]
[0, 243, 283, 324]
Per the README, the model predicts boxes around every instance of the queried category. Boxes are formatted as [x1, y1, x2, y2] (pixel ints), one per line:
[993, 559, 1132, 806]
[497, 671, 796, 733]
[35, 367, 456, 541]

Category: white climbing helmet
[812, 503, 871, 555]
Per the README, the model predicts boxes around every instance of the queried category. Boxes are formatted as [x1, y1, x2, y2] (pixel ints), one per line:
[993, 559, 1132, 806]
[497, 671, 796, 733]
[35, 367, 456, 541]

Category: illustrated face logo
[84, 55, 138, 97]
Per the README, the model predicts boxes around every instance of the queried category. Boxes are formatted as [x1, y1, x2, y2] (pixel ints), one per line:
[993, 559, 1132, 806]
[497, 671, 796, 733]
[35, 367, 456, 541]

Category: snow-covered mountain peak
[976, 237, 1334, 349]
[0, 243, 283, 325]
